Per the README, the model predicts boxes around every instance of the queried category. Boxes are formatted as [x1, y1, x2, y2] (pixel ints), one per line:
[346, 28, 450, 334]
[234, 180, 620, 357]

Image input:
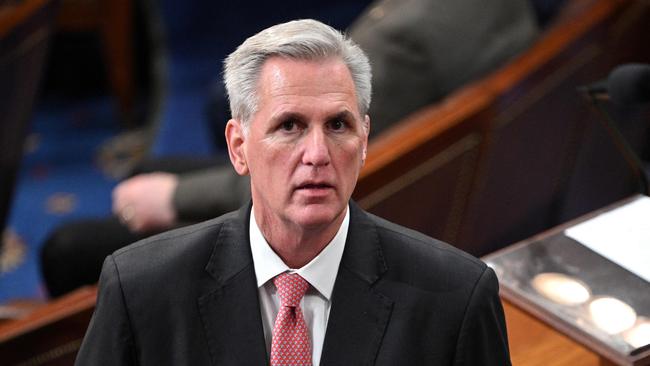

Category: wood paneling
[0, 287, 96, 366]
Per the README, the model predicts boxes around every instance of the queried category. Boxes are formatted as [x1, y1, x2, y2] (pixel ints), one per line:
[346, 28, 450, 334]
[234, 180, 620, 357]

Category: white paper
[564, 196, 650, 283]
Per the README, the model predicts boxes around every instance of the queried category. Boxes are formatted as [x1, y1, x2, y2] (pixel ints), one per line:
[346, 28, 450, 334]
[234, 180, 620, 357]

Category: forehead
[255, 57, 359, 114]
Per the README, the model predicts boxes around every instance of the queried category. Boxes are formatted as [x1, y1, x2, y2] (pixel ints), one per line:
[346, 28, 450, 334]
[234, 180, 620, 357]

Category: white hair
[223, 19, 372, 128]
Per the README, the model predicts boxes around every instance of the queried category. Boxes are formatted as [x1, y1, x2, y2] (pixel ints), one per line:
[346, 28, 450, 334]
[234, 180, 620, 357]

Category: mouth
[296, 182, 334, 191]
[294, 179, 337, 196]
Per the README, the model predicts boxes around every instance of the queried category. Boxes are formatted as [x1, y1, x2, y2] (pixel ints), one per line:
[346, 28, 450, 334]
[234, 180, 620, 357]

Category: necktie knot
[274, 272, 309, 308]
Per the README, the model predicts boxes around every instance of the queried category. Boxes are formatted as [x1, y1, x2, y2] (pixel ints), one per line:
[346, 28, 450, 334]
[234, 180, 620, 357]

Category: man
[75, 19, 510, 365]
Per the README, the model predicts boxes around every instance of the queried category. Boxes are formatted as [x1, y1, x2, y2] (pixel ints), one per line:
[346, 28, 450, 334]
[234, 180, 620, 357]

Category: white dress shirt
[249, 205, 349, 366]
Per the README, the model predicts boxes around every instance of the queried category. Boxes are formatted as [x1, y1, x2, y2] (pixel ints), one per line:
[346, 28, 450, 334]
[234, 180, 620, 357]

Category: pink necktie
[270, 273, 312, 366]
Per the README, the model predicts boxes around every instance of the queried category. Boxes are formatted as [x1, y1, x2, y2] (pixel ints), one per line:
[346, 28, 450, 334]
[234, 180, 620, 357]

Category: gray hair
[223, 19, 372, 128]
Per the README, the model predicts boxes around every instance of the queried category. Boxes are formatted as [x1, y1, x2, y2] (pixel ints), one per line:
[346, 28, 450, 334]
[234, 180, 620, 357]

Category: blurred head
[224, 19, 372, 131]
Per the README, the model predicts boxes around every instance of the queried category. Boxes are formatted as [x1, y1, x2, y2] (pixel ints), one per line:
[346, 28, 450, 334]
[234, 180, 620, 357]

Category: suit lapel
[320, 203, 394, 365]
[197, 205, 268, 366]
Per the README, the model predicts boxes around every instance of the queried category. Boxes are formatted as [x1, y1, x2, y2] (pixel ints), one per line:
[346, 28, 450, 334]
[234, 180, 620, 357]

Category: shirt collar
[249, 205, 349, 300]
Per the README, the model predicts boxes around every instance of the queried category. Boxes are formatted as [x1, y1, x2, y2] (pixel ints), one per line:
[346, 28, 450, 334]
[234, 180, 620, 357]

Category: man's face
[228, 57, 369, 231]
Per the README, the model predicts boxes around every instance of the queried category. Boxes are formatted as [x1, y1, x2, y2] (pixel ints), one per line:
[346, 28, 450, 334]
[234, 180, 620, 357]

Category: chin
[289, 203, 345, 229]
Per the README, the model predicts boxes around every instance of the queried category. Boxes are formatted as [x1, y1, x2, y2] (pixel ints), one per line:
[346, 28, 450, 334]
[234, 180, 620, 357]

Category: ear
[225, 119, 249, 175]
[361, 114, 370, 163]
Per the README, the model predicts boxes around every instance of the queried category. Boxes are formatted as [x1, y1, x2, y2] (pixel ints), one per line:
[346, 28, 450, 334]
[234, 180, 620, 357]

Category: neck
[254, 209, 346, 269]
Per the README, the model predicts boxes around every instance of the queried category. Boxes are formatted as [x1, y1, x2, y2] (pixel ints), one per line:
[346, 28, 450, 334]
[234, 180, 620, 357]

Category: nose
[301, 127, 330, 167]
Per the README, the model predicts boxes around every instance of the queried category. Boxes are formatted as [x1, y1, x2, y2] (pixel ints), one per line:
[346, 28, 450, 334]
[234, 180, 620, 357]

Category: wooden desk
[487, 196, 650, 365]
[504, 299, 607, 366]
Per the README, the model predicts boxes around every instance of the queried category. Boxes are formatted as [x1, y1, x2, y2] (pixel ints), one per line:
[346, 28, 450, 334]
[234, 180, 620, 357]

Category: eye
[328, 119, 346, 131]
[280, 120, 296, 131]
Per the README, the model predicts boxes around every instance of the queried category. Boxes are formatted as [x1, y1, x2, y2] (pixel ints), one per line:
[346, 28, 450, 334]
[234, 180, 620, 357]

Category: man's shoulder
[111, 209, 242, 280]
[363, 211, 488, 287]
[369, 211, 484, 267]
[117, 210, 237, 255]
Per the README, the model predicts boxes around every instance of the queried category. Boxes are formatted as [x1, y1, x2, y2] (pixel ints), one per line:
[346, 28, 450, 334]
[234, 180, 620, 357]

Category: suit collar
[340, 201, 389, 284]
[198, 203, 268, 365]
[198, 202, 393, 365]
[203, 203, 252, 285]
[201, 201, 388, 288]
[208, 202, 385, 287]
[249, 204, 351, 301]
[320, 201, 393, 365]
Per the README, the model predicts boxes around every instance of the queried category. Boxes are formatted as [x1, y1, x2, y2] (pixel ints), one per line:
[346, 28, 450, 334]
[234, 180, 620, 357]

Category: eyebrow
[327, 111, 356, 123]
[270, 110, 358, 125]
[271, 111, 305, 124]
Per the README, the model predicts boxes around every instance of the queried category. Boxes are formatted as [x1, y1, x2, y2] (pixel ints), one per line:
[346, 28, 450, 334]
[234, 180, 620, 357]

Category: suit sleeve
[173, 166, 250, 222]
[75, 256, 137, 366]
[454, 266, 511, 366]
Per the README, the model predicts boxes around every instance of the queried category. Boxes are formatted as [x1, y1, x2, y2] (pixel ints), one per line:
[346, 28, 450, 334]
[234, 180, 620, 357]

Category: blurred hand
[112, 172, 179, 233]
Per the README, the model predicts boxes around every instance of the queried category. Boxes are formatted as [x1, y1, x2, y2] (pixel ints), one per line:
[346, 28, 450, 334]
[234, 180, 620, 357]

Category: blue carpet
[0, 96, 119, 302]
[151, 87, 217, 157]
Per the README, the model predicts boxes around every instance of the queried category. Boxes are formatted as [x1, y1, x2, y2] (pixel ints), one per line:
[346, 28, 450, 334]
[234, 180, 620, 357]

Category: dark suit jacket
[75, 202, 510, 365]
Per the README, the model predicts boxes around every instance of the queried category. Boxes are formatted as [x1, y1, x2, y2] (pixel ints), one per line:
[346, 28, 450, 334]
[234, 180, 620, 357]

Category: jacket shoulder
[111, 210, 241, 282]
[366, 211, 487, 285]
